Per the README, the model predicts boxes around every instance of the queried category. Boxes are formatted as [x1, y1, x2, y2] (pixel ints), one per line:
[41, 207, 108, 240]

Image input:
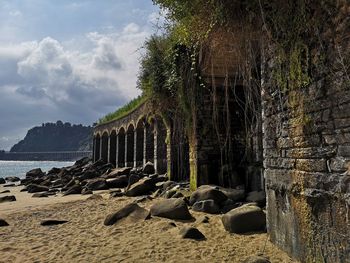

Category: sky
[0, 0, 164, 150]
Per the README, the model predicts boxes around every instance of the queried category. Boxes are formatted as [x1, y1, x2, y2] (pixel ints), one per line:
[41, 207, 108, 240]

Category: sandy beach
[0, 185, 297, 263]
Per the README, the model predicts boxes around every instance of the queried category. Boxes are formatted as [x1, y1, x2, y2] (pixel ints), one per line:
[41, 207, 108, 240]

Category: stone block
[296, 159, 327, 172]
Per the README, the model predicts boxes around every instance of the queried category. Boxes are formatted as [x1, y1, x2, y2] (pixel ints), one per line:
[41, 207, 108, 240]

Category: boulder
[150, 198, 192, 220]
[189, 187, 227, 206]
[0, 190, 10, 194]
[125, 174, 140, 190]
[242, 256, 271, 263]
[32, 193, 49, 198]
[41, 219, 68, 226]
[172, 192, 184, 198]
[221, 205, 266, 234]
[0, 195, 16, 203]
[79, 170, 100, 181]
[125, 178, 157, 197]
[104, 203, 150, 226]
[106, 175, 129, 189]
[26, 184, 49, 193]
[81, 188, 93, 195]
[47, 167, 62, 175]
[5, 176, 20, 182]
[179, 226, 205, 240]
[246, 191, 266, 207]
[221, 199, 240, 213]
[103, 167, 132, 179]
[192, 199, 220, 214]
[142, 162, 155, 174]
[26, 168, 44, 178]
[85, 178, 109, 191]
[74, 157, 90, 167]
[63, 184, 82, 196]
[0, 178, 5, 184]
[0, 219, 9, 227]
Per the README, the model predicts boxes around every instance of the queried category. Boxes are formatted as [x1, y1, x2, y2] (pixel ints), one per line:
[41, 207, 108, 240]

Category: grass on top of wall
[97, 95, 147, 125]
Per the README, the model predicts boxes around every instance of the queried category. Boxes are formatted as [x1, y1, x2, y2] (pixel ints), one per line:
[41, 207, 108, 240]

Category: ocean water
[0, 161, 74, 179]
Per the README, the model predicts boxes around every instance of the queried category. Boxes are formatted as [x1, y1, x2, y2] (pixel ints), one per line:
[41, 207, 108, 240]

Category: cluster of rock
[0, 158, 269, 261]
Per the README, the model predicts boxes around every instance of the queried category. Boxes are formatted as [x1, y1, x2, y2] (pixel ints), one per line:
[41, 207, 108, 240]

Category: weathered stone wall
[263, 50, 350, 262]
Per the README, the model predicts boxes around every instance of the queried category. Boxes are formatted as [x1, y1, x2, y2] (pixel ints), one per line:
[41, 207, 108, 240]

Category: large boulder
[5, 176, 20, 182]
[85, 178, 109, 191]
[142, 162, 155, 175]
[79, 170, 100, 181]
[27, 184, 49, 193]
[125, 177, 164, 197]
[192, 199, 220, 214]
[47, 167, 62, 175]
[125, 174, 140, 191]
[106, 175, 129, 189]
[104, 203, 150, 226]
[0, 178, 5, 184]
[189, 187, 227, 206]
[26, 168, 44, 178]
[219, 187, 245, 201]
[246, 191, 266, 207]
[221, 204, 266, 234]
[179, 226, 206, 240]
[63, 184, 82, 196]
[150, 198, 192, 220]
[0, 195, 16, 203]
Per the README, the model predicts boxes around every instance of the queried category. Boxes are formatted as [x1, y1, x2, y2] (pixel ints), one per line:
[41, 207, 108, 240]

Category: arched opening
[156, 118, 168, 174]
[109, 130, 117, 167]
[101, 131, 109, 163]
[94, 134, 101, 162]
[117, 128, 125, 167]
[145, 121, 154, 164]
[136, 119, 145, 167]
[126, 124, 135, 167]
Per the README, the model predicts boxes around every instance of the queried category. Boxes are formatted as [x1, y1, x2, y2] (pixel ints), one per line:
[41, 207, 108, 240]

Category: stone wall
[263, 49, 350, 262]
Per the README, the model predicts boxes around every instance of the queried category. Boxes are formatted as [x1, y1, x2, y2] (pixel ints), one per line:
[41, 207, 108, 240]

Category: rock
[192, 199, 220, 214]
[164, 189, 177, 198]
[20, 188, 28, 192]
[142, 162, 155, 174]
[197, 215, 210, 224]
[106, 175, 129, 189]
[63, 184, 82, 196]
[189, 187, 227, 206]
[125, 174, 140, 190]
[179, 226, 205, 240]
[41, 219, 68, 226]
[63, 178, 79, 190]
[5, 176, 20, 182]
[0, 190, 10, 194]
[125, 178, 156, 197]
[0, 195, 16, 203]
[79, 170, 99, 181]
[110, 191, 124, 198]
[47, 167, 62, 175]
[85, 178, 109, 191]
[0, 178, 6, 184]
[246, 191, 266, 207]
[27, 184, 49, 193]
[104, 203, 150, 226]
[81, 188, 93, 195]
[242, 255, 271, 263]
[104, 167, 132, 179]
[150, 198, 192, 220]
[221, 199, 240, 213]
[0, 219, 9, 227]
[157, 181, 175, 191]
[32, 192, 49, 198]
[3, 184, 16, 187]
[219, 187, 246, 201]
[26, 168, 44, 178]
[134, 195, 153, 203]
[172, 192, 184, 198]
[221, 205, 266, 234]
[87, 194, 103, 200]
[74, 157, 90, 167]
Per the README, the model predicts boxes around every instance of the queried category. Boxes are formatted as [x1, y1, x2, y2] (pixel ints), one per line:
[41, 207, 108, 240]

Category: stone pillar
[107, 136, 111, 163]
[99, 137, 102, 160]
[125, 134, 128, 167]
[115, 134, 119, 168]
[143, 127, 147, 166]
[133, 129, 137, 168]
[154, 123, 158, 174]
[166, 128, 171, 179]
[92, 137, 96, 162]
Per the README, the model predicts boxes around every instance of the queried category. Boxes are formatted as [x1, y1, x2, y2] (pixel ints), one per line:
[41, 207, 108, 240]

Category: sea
[0, 160, 74, 179]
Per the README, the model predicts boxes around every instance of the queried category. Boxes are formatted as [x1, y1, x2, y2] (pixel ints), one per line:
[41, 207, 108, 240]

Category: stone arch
[101, 131, 109, 163]
[109, 130, 117, 166]
[136, 118, 145, 167]
[94, 134, 101, 162]
[126, 124, 135, 167]
[117, 127, 125, 167]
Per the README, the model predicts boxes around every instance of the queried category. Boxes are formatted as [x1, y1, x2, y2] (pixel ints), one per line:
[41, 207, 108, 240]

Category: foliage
[98, 95, 147, 124]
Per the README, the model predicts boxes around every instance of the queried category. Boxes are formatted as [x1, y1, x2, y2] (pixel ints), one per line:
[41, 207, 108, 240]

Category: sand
[0, 185, 298, 263]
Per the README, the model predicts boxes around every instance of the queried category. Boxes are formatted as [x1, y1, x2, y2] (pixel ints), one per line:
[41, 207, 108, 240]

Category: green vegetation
[98, 95, 147, 124]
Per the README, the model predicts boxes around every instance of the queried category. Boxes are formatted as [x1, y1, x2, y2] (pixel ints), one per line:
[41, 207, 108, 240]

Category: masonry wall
[263, 53, 350, 262]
